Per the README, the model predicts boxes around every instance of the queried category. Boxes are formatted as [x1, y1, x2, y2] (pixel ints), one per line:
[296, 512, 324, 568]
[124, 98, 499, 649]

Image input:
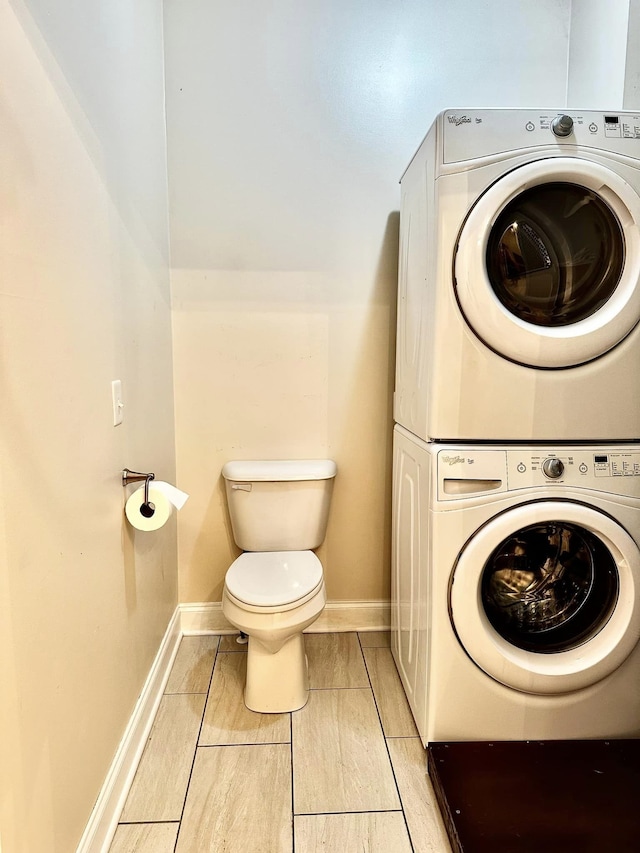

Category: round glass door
[454, 158, 640, 368]
[450, 501, 640, 694]
[481, 521, 619, 653]
[486, 183, 624, 328]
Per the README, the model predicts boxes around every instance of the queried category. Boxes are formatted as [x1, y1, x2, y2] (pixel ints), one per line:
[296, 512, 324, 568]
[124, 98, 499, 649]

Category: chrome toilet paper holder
[122, 469, 156, 518]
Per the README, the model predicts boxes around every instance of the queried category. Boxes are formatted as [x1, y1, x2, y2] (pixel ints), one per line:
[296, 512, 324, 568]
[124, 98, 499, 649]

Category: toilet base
[245, 633, 309, 713]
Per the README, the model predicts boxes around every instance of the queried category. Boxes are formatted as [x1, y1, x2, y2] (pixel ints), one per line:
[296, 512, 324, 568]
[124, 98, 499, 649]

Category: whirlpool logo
[447, 115, 472, 126]
[441, 455, 466, 466]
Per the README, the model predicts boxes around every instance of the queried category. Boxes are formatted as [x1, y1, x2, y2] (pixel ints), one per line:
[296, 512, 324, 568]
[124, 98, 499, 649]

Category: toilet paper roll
[125, 484, 174, 532]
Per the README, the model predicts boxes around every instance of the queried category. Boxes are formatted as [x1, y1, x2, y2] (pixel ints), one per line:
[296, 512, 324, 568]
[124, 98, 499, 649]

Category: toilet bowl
[222, 551, 326, 712]
[221, 459, 336, 713]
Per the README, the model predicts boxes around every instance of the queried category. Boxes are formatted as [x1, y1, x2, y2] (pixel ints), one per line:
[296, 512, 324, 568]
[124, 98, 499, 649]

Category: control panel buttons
[504, 448, 639, 492]
[542, 458, 565, 479]
[525, 121, 535, 132]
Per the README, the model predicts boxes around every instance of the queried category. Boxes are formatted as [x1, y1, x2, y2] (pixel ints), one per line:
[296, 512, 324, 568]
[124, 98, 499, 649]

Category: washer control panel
[508, 448, 640, 495]
[436, 446, 640, 501]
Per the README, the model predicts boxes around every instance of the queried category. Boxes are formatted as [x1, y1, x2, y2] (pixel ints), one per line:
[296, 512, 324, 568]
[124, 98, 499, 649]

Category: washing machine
[391, 425, 640, 745]
[395, 108, 640, 441]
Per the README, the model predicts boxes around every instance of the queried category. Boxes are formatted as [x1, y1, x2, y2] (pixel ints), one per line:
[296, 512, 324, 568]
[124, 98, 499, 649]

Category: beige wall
[166, 0, 571, 604]
[0, 2, 176, 851]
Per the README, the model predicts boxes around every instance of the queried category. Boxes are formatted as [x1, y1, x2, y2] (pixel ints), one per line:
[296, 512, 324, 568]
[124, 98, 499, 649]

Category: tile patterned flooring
[109, 631, 451, 852]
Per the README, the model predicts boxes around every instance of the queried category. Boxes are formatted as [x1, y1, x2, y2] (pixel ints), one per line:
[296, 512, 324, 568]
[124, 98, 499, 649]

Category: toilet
[221, 459, 337, 713]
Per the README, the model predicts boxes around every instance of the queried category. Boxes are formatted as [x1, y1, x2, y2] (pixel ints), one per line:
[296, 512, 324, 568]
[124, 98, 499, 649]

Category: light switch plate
[111, 380, 124, 426]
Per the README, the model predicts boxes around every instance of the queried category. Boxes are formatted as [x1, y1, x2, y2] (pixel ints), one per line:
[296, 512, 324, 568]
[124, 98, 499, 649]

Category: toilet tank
[222, 459, 337, 552]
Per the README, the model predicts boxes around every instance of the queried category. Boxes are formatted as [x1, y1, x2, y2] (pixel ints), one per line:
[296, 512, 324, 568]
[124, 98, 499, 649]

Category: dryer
[391, 425, 640, 745]
[395, 108, 640, 441]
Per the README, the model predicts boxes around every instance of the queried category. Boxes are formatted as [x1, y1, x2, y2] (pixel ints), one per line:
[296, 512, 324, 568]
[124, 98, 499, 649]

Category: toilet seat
[225, 550, 324, 610]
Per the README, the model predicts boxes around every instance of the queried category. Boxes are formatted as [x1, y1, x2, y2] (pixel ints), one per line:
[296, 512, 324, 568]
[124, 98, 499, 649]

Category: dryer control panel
[441, 109, 640, 164]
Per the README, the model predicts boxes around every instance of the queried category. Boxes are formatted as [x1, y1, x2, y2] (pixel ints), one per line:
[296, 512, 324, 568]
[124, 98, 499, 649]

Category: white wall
[623, 0, 640, 108]
[165, 0, 571, 604]
[0, 2, 176, 851]
[567, 0, 631, 108]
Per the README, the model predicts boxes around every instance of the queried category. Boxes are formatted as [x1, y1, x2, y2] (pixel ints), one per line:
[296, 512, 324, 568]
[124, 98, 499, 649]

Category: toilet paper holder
[122, 469, 156, 518]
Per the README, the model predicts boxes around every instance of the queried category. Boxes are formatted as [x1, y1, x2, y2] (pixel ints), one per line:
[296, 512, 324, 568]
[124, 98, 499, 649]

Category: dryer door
[455, 158, 640, 368]
[450, 501, 640, 694]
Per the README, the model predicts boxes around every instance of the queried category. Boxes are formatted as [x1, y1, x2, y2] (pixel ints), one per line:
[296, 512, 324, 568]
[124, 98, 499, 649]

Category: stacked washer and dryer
[391, 109, 640, 745]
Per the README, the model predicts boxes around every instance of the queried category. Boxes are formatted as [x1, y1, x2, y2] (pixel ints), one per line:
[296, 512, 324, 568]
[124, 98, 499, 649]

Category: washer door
[455, 158, 640, 368]
[450, 501, 640, 694]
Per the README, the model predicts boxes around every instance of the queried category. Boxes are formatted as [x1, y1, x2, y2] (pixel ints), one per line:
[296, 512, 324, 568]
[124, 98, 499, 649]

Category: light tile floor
[109, 632, 451, 853]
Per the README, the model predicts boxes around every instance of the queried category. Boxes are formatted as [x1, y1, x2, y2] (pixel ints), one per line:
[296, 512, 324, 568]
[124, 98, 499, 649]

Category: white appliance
[395, 108, 640, 441]
[391, 425, 640, 745]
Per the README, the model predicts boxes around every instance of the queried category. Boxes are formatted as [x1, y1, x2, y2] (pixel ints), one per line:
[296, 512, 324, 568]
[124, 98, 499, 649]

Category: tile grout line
[290, 704, 295, 852]
[295, 809, 405, 817]
[171, 634, 221, 853]
[358, 634, 417, 853]
[308, 685, 375, 691]
[196, 740, 292, 749]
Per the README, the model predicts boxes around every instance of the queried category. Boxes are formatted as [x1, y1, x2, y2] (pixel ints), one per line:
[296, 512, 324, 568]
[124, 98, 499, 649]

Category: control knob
[542, 458, 564, 479]
[551, 114, 574, 137]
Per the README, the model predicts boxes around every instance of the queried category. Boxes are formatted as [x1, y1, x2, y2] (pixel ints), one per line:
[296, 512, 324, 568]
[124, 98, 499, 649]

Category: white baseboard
[179, 599, 390, 634]
[75, 607, 182, 853]
[310, 600, 390, 632]
[179, 601, 235, 633]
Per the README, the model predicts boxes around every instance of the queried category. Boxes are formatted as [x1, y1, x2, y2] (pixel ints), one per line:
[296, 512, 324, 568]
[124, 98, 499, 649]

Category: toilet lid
[225, 550, 323, 607]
